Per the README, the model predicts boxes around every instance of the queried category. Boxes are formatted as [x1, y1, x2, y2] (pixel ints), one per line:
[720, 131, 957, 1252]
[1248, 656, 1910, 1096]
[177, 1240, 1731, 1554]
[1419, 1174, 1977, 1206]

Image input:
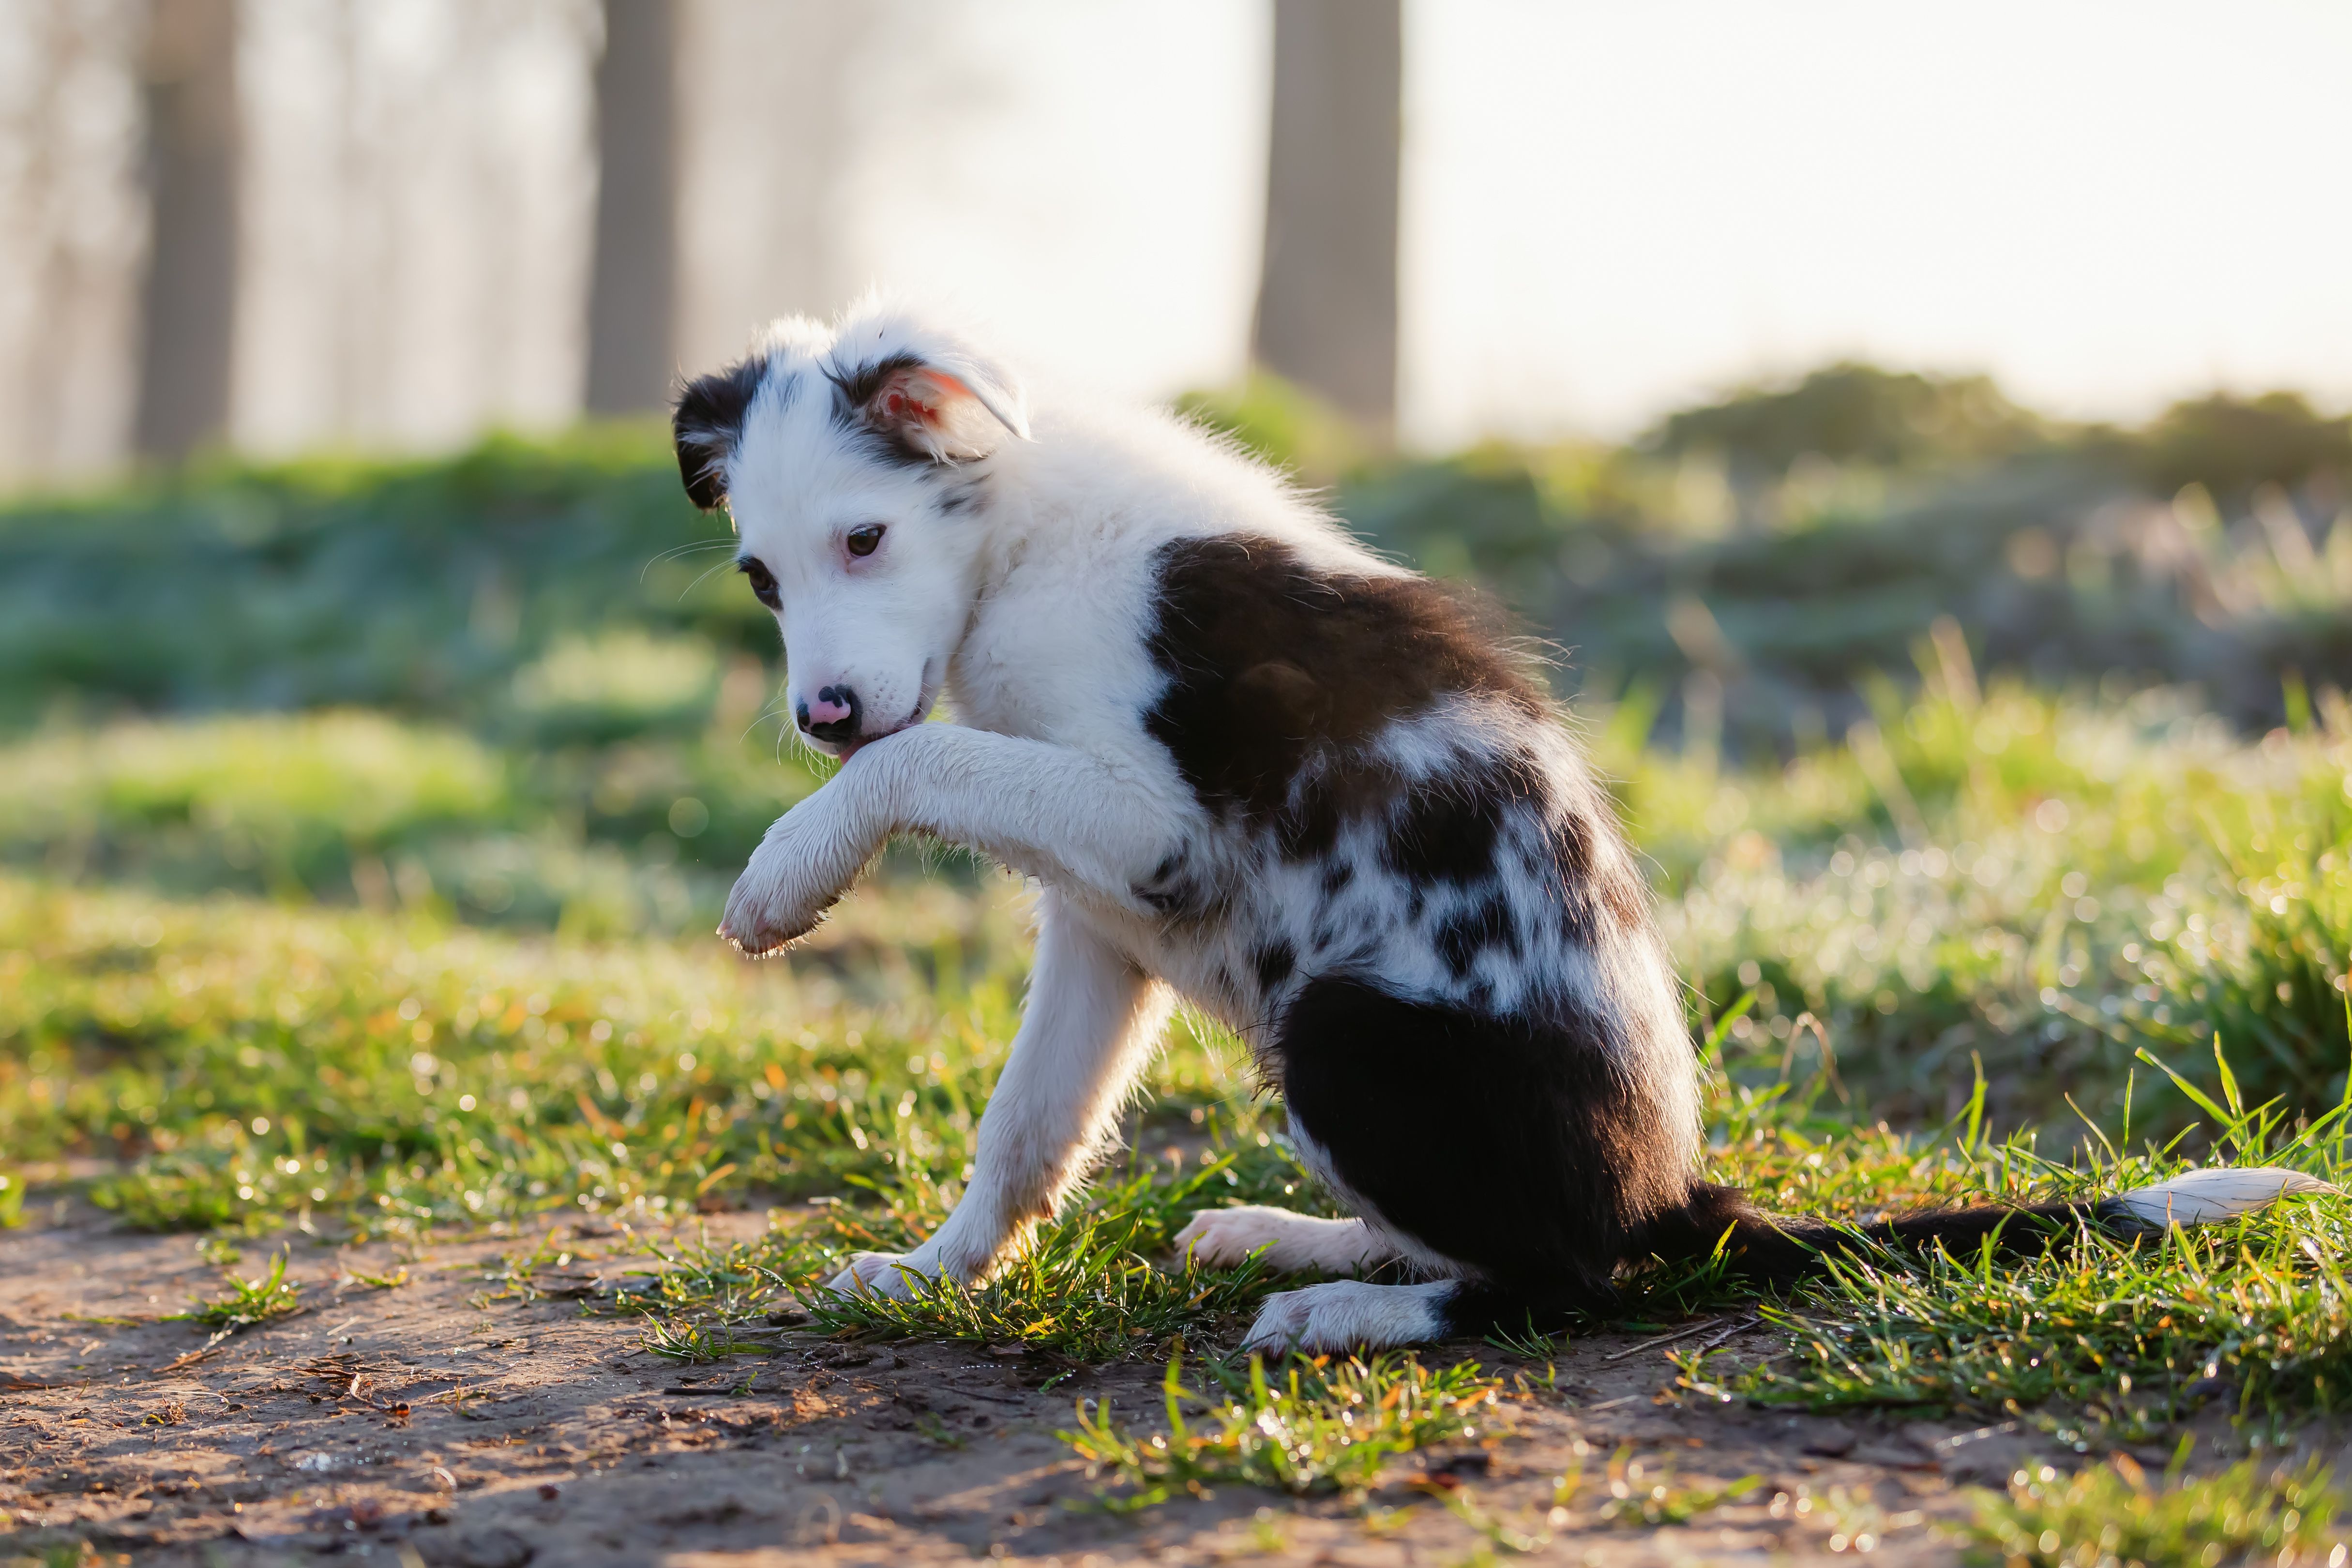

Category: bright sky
[839, 0, 2352, 450]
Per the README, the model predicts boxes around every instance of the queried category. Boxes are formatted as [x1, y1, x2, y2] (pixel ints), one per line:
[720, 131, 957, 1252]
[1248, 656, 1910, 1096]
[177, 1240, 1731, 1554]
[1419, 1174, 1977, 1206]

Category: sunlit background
[3, 0, 2351, 1218]
[10, 17, 2352, 1552]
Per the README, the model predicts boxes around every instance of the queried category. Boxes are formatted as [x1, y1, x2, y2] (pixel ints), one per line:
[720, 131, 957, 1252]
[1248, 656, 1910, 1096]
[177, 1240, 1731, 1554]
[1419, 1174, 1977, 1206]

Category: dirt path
[0, 1203, 2164, 1566]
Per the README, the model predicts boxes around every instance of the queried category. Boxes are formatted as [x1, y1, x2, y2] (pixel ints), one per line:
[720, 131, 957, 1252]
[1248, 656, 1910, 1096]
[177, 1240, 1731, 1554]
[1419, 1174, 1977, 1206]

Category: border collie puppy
[672, 300, 2328, 1353]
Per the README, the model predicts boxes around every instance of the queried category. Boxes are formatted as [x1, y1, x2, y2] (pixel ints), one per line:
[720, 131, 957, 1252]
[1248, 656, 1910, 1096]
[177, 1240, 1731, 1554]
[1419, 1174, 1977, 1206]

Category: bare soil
[0, 1200, 2280, 1567]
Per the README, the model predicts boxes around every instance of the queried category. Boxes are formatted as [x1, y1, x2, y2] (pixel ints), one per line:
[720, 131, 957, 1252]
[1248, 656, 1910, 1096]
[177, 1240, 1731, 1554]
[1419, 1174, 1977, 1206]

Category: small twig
[157, 1327, 239, 1374]
[1601, 1316, 1729, 1361]
[1685, 1312, 1763, 1358]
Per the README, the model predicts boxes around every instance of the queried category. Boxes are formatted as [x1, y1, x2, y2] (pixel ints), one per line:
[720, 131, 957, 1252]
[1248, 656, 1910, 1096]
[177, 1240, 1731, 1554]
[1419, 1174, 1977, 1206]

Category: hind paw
[1240, 1281, 1456, 1355]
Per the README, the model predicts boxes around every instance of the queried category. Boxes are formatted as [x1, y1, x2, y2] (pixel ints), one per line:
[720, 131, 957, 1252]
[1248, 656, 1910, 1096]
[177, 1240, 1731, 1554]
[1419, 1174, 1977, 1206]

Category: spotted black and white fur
[672, 299, 2330, 1354]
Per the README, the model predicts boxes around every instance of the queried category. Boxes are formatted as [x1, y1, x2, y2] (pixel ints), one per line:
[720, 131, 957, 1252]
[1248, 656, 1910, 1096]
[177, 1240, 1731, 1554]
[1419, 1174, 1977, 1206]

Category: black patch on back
[1143, 535, 1541, 825]
[1253, 939, 1297, 991]
[671, 354, 773, 510]
[1433, 892, 1516, 979]
[1541, 781, 1649, 946]
[1383, 752, 1545, 886]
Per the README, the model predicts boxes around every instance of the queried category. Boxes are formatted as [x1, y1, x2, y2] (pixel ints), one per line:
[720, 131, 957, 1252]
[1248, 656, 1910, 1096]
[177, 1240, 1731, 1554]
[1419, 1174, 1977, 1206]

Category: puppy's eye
[845, 524, 886, 558]
[737, 556, 779, 610]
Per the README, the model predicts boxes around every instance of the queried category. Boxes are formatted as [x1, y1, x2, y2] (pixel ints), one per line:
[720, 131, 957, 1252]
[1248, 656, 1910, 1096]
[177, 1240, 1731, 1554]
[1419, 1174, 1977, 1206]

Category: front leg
[829, 892, 1174, 1298]
[721, 724, 1185, 955]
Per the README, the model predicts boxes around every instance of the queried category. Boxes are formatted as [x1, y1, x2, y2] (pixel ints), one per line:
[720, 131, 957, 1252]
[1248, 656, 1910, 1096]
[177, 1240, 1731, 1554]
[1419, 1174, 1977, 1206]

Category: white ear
[858, 359, 1025, 463]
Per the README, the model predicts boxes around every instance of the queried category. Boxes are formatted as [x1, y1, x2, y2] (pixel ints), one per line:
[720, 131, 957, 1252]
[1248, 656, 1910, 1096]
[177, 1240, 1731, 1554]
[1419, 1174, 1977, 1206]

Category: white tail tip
[2110, 1166, 2338, 1229]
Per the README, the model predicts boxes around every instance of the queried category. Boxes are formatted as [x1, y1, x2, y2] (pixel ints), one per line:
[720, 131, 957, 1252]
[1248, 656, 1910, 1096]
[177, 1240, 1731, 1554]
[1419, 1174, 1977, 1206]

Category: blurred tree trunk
[670, 0, 864, 375]
[134, 0, 239, 461]
[585, 0, 678, 415]
[1253, 0, 1400, 440]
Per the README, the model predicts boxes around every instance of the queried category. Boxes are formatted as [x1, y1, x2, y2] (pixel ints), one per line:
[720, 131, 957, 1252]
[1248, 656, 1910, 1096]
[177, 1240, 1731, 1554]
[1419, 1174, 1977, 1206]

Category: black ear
[671, 356, 768, 511]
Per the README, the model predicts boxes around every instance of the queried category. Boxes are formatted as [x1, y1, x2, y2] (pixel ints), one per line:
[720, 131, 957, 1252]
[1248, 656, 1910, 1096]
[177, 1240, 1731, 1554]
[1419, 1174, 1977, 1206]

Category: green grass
[1642, 673, 2352, 1134]
[5, 391, 2344, 754]
[0, 427, 758, 732]
[5, 673, 2347, 1129]
[1970, 1451, 2346, 1567]
[0, 706, 820, 934]
[543, 1157, 1302, 1365]
[1066, 1350, 1499, 1507]
[0, 869, 1057, 1227]
[1675, 1045, 2352, 1421]
[16, 868, 2348, 1442]
[1591, 1452, 1764, 1528]
[1693, 1183, 2352, 1421]
[790, 1176, 1284, 1363]
[3, 691, 2351, 1428]
[164, 1249, 302, 1332]
[2, 677, 2350, 1450]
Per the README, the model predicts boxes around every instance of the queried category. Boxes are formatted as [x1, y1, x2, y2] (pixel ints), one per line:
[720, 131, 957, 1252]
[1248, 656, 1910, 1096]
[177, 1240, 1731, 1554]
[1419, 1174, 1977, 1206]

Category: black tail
[1432, 1167, 2331, 1342]
[1641, 1181, 2118, 1291]
[1645, 1167, 2337, 1290]
[1430, 1186, 2101, 1342]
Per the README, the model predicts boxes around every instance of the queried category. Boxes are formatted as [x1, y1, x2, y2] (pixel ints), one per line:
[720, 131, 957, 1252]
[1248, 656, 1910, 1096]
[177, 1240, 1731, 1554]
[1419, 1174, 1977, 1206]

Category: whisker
[740, 697, 792, 747]
[679, 557, 744, 603]
[638, 538, 737, 584]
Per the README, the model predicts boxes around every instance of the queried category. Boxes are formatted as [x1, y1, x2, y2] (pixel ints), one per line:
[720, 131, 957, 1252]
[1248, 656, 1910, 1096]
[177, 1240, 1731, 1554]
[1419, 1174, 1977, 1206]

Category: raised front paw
[824, 1250, 938, 1302]
[716, 801, 864, 956]
[717, 862, 838, 956]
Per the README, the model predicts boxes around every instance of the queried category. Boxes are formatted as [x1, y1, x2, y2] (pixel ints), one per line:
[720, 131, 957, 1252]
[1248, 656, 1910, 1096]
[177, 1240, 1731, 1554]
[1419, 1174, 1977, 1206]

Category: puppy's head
[674, 303, 1028, 759]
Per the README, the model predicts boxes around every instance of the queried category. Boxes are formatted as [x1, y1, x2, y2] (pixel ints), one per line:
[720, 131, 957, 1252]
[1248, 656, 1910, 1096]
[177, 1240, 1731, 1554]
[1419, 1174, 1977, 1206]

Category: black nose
[796, 684, 862, 743]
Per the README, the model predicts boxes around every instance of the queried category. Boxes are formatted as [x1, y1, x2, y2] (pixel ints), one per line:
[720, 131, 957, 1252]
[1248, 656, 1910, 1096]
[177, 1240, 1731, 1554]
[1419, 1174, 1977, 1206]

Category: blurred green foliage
[1620, 663, 2352, 1132]
[1972, 1455, 2344, 1568]
[0, 707, 819, 934]
[1644, 362, 2047, 476]
[2136, 391, 2352, 500]
[1175, 372, 1368, 489]
[4, 372, 2346, 758]
[0, 424, 760, 731]
[1, 660, 2345, 1135]
[1189, 370, 2352, 745]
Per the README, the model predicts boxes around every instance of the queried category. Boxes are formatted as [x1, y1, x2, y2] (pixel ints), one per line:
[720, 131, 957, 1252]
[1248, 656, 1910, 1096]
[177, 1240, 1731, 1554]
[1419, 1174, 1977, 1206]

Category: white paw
[1175, 1206, 1387, 1274]
[824, 1250, 937, 1302]
[1240, 1280, 1456, 1355]
[717, 796, 869, 956]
